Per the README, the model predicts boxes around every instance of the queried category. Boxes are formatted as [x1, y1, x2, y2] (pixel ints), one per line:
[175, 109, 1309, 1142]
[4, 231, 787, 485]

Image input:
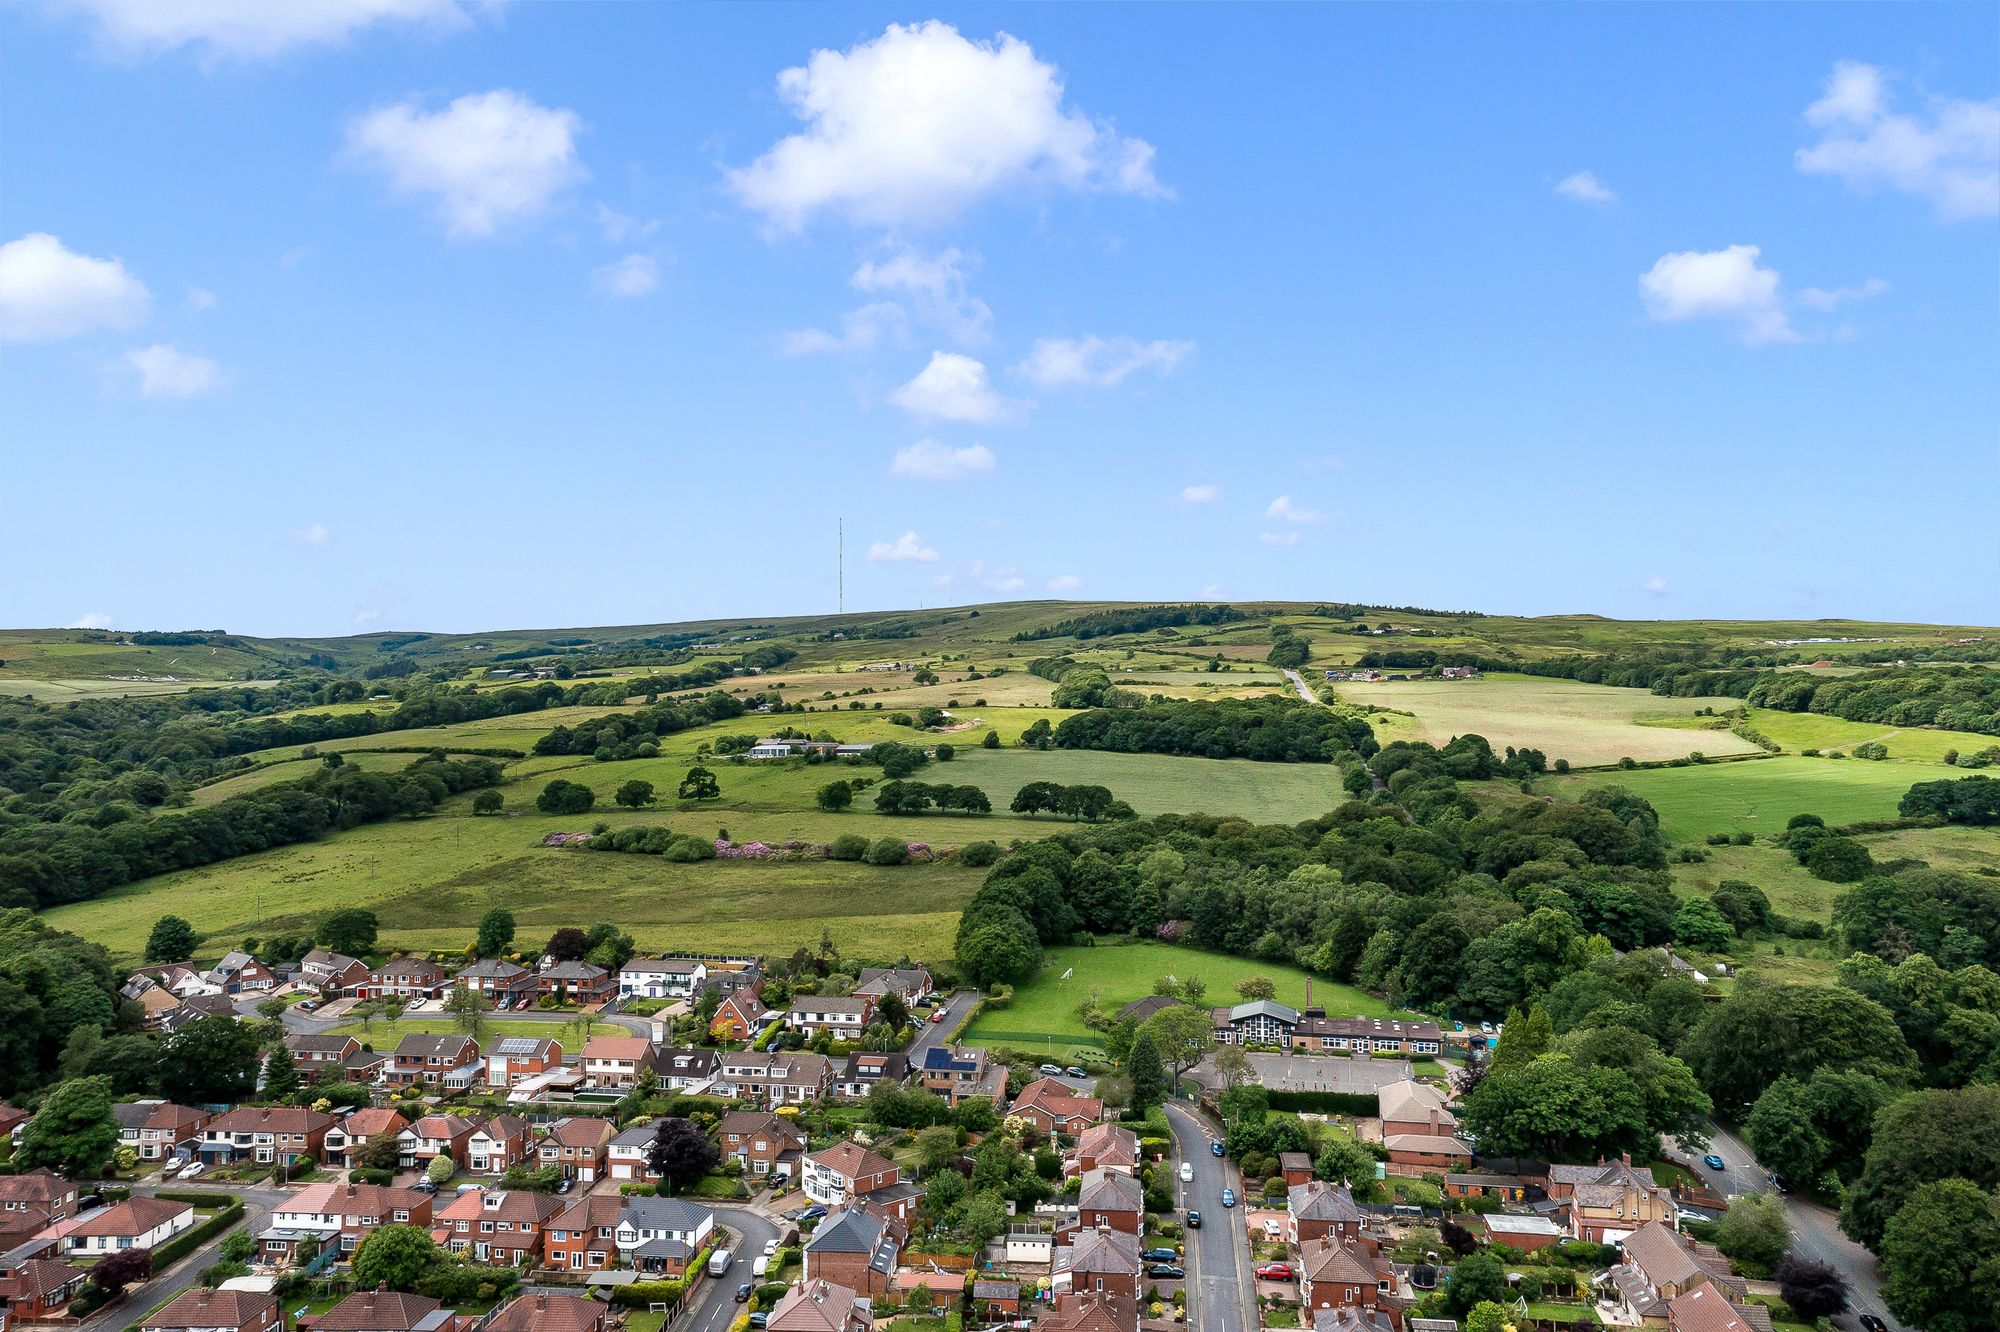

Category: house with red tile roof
[397, 1115, 479, 1170]
[139, 1286, 280, 1332]
[112, 1101, 210, 1164]
[538, 1118, 615, 1183]
[767, 1278, 872, 1332]
[1011, 1078, 1103, 1138]
[298, 1288, 469, 1332]
[434, 1189, 563, 1268]
[65, 1196, 193, 1256]
[581, 1036, 656, 1090]
[485, 1292, 607, 1332]
[467, 1116, 533, 1174]
[322, 1108, 407, 1170]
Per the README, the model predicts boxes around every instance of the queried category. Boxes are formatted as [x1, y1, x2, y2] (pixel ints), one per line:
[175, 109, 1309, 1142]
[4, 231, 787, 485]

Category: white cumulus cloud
[889, 351, 1019, 423]
[1258, 531, 1302, 547]
[346, 90, 587, 239]
[890, 439, 996, 481]
[68, 612, 115, 629]
[294, 522, 332, 547]
[1177, 484, 1221, 504]
[1554, 170, 1616, 204]
[1644, 576, 1669, 595]
[1797, 60, 2000, 220]
[592, 254, 659, 299]
[67, 0, 473, 61]
[1265, 495, 1322, 524]
[725, 20, 1166, 231]
[123, 344, 223, 398]
[1046, 574, 1083, 592]
[1638, 244, 1798, 345]
[1798, 277, 1891, 311]
[1015, 335, 1194, 389]
[867, 530, 940, 563]
[0, 233, 151, 342]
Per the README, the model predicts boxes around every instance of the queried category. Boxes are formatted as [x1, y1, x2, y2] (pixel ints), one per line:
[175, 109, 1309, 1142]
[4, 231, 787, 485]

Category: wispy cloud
[1046, 574, 1082, 592]
[890, 439, 996, 481]
[1015, 334, 1193, 389]
[1258, 531, 1301, 547]
[591, 254, 659, 298]
[68, 612, 114, 629]
[1554, 170, 1616, 204]
[293, 522, 332, 547]
[1176, 484, 1221, 504]
[1796, 60, 2000, 221]
[124, 344, 223, 397]
[1265, 495, 1321, 523]
[1797, 277, 1890, 311]
[866, 530, 940, 563]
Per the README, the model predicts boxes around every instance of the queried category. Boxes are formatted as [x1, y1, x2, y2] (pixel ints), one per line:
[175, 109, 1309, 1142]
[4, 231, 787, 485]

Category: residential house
[1072, 1170, 1144, 1237]
[286, 1033, 363, 1085]
[545, 1196, 622, 1273]
[299, 1288, 466, 1332]
[539, 1118, 615, 1183]
[652, 1047, 720, 1093]
[397, 1115, 479, 1171]
[1011, 1078, 1104, 1138]
[833, 1052, 907, 1101]
[767, 1279, 872, 1332]
[711, 991, 772, 1043]
[454, 959, 536, 1003]
[299, 949, 369, 994]
[618, 958, 707, 1000]
[199, 1107, 334, 1167]
[485, 1293, 607, 1332]
[1377, 1082, 1456, 1139]
[1297, 1016, 1444, 1057]
[719, 1111, 808, 1181]
[484, 1036, 562, 1090]
[66, 1197, 193, 1255]
[260, 1182, 344, 1267]
[1116, 996, 1184, 1025]
[360, 958, 447, 1003]
[695, 964, 764, 1008]
[382, 1034, 481, 1090]
[1667, 1286, 1758, 1332]
[1315, 1311, 1398, 1332]
[803, 1207, 903, 1297]
[321, 1108, 407, 1171]
[0, 1171, 77, 1243]
[331, 1183, 433, 1255]
[127, 964, 220, 1000]
[0, 1249, 91, 1321]
[1067, 1124, 1140, 1177]
[581, 1036, 657, 1090]
[1288, 1182, 1366, 1245]
[113, 1101, 210, 1163]
[467, 1117, 532, 1174]
[1042, 1292, 1139, 1332]
[1053, 1228, 1142, 1300]
[784, 995, 875, 1040]
[853, 967, 933, 1004]
[801, 1143, 904, 1214]
[1300, 1234, 1393, 1319]
[343, 1048, 390, 1085]
[916, 1046, 1005, 1107]
[537, 961, 612, 1006]
[205, 951, 276, 994]
[1382, 1132, 1472, 1171]
[1546, 1157, 1677, 1243]
[132, 984, 189, 1029]
[1604, 1220, 1750, 1325]
[435, 1189, 562, 1267]
[607, 1124, 663, 1185]
[1211, 999, 1300, 1048]
[612, 1197, 715, 1277]
[139, 1287, 280, 1332]
[711, 1051, 834, 1106]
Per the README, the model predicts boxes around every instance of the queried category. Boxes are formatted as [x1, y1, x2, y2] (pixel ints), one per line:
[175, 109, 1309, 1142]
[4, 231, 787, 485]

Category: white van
[1179, 1162, 1194, 1183]
[753, 1256, 771, 1278]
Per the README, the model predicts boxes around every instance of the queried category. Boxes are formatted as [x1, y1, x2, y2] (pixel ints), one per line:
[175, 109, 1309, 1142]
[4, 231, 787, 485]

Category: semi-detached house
[200, 1107, 334, 1166]
[786, 996, 875, 1041]
[113, 1100, 209, 1163]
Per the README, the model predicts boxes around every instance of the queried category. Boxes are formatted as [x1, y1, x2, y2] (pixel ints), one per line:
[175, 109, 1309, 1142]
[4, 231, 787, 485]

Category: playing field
[961, 939, 1407, 1053]
[1553, 756, 1931, 842]
[904, 748, 1348, 823]
[1332, 674, 1758, 767]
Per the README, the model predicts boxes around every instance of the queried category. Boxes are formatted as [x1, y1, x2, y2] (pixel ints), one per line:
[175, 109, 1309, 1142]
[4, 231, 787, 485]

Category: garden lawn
[1551, 756, 1935, 842]
[962, 939, 1408, 1052]
[1331, 674, 1758, 767]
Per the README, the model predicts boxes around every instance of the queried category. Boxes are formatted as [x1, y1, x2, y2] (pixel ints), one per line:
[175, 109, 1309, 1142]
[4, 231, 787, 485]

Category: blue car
[1702, 1154, 1726, 1171]
[1142, 1248, 1178, 1262]
[1221, 1188, 1237, 1208]
[1210, 1140, 1225, 1157]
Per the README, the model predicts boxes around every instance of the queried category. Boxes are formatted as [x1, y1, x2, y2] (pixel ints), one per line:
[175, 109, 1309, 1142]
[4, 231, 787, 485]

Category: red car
[1256, 1262, 1295, 1281]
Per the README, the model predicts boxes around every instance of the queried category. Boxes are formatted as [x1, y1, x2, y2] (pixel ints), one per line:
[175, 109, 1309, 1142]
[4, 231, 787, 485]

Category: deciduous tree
[645, 1118, 720, 1195]
[144, 915, 197, 963]
[17, 1076, 118, 1177]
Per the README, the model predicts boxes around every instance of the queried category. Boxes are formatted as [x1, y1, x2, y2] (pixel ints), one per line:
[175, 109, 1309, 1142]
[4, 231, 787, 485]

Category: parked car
[1179, 1162, 1194, 1183]
[556, 1176, 576, 1193]
[1065, 1066, 1087, 1079]
[1676, 1208, 1708, 1225]
[930, 1010, 946, 1023]
[414, 1179, 437, 1195]
[748, 1316, 768, 1330]
[734, 1283, 752, 1304]
[1210, 1140, 1225, 1157]
[1141, 1248, 1179, 1262]
[762, 1238, 780, 1257]
[1256, 1263, 1294, 1280]
[1703, 1154, 1726, 1171]
[179, 1161, 205, 1179]
[1186, 1210, 1202, 1229]
[797, 1205, 827, 1221]
[1148, 1265, 1185, 1279]
[1857, 1317, 1887, 1332]
[752, 1257, 770, 1278]
[1220, 1188, 1237, 1208]
[1038, 1063, 1063, 1076]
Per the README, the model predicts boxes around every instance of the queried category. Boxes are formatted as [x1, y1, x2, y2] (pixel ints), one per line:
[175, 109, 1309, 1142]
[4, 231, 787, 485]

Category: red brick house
[382, 1034, 480, 1090]
[0, 1252, 91, 1322]
[1288, 1182, 1366, 1245]
[113, 1100, 210, 1163]
[802, 1142, 901, 1211]
[321, 1108, 407, 1170]
[486, 1292, 607, 1332]
[285, 1033, 363, 1084]
[538, 1117, 615, 1183]
[299, 949, 370, 994]
[1067, 1124, 1140, 1177]
[140, 1287, 280, 1332]
[802, 1206, 904, 1296]
[398, 1115, 479, 1170]
[435, 1189, 563, 1267]
[359, 957, 448, 1002]
[484, 1036, 562, 1089]
[720, 1111, 808, 1181]
[767, 1279, 872, 1332]
[299, 1289, 469, 1332]
[1011, 1078, 1103, 1138]
[581, 1036, 656, 1090]
[711, 991, 772, 1042]
[333, 1183, 434, 1255]
[546, 1195, 623, 1272]
[1054, 1228, 1141, 1299]
[199, 1107, 334, 1167]
[1301, 1234, 1392, 1318]
[468, 1116, 533, 1174]
[1072, 1169, 1144, 1236]
[537, 962, 613, 1005]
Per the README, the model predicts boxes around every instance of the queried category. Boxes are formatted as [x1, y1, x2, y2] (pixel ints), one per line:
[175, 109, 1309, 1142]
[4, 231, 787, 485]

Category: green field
[193, 751, 473, 805]
[883, 748, 1349, 823]
[1552, 755, 1939, 841]
[1334, 674, 1759, 767]
[961, 939, 1406, 1053]
[1742, 707, 1995, 764]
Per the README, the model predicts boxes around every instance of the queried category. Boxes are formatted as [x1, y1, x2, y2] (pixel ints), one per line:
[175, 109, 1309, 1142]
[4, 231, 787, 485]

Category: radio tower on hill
[838, 517, 844, 616]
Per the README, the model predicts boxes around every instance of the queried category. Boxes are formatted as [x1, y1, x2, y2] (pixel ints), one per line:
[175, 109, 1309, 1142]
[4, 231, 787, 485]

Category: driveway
[906, 989, 978, 1061]
[680, 1204, 780, 1332]
[1165, 1103, 1254, 1332]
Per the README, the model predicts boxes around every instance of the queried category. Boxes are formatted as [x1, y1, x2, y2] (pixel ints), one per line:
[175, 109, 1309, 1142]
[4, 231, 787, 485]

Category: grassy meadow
[1334, 673, 1758, 766]
[1551, 755, 1940, 842]
[1740, 707, 1995, 764]
[897, 748, 1348, 823]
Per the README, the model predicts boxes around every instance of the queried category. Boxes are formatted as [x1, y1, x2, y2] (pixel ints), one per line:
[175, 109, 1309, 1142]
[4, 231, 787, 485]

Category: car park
[1256, 1262, 1294, 1280]
[1148, 1264, 1185, 1279]
[1221, 1188, 1236, 1208]
[1703, 1154, 1726, 1171]
[1142, 1248, 1178, 1262]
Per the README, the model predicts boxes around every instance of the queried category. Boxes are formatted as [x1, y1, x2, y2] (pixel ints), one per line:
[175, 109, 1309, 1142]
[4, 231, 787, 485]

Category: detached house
[298, 949, 369, 994]
[607, 1124, 664, 1184]
[468, 1117, 533, 1174]
[1072, 1170, 1144, 1237]
[917, 1046, 1005, 1107]
[538, 961, 612, 1005]
[581, 1036, 657, 1090]
[1288, 1182, 1366, 1245]
[854, 967, 933, 1005]
[140, 1287, 280, 1332]
[360, 958, 447, 1003]
[833, 1052, 907, 1101]
[200, 1107, 333, 1167]
[1011, 1078, 1104, 1138]
[767, 1279, 873, 1332]
[1067, 1124, 1140, 1177]
[719, 1111, 808, 1180]
[300, 1288, 467, 1332]
[383, 1034, 481, 1090]
[1377, 1082, 1456, 1138]
[804, 1207, 903, 1296]
[113, 1100, 209, 1163]
[286, 1034, 362, 1085]
[612, 1197, 715, 1278]
[1054, 1228, 1142, 1300]
[66, 1196, 193, 1255]
[1547, 1156, 1677, 1243]
[712, 991, 772, 1043]
[486, 1293, 606, 1332]
[801, 1143, 917, 1220]
[1300, 1233, 1394, 1320]
[321, 1108, 407, 1171]
[652, 1047, 720, 1092]
[398, 1115, 479, 1171]
[455, 959, 535, 1003]
[712, 1051, 834, 1106]
[539, 1117, 615, 1183]
[205, 951, 276, 994]
[484, 1036, 562, 1090]
[786, 996, 876, 1041]
[618, 958, 707, 1000]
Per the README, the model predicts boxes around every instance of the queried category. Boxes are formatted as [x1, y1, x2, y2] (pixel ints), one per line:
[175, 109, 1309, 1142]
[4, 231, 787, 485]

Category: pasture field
[194, 751, 455, 805]
[40, 809, 986, 962]
[327, 1016, 625, 1043]
[1105, 668, 1289, 701]
[1668, 842, 1849, 920]
[1550, 756, 1927, 842]
[899, 748, 1349, 823]
[0, 676, 281, 699]
[239, 705, 634, 762]
[1333, 674, 1758, 766]
[1857, 824, 2000, 876]
[0, 633, 281, 681]
[1740, 707, 1992, 764]
[961, 939, 1405, 1053]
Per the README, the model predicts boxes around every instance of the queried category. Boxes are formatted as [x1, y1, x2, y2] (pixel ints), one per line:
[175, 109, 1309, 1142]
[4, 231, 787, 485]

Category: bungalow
[581, 1036, 657, 1090]
[298, 949, 369, 994]
[1212, 999, 1300, 1048]
[538, 1117, 615, 1182]
[545, 1195, 623, 1272]
[1288, 1182, 1366, 1245]
[1072, 1170, 1144, 1236]
[537, 962, 613, 1006]
[485, 1293, 606, 1332]
[719, 1111, 808, 1180]
[468, 1117, 533, 1174]
[321, 1108, 407, 1171]
[786, 996, 876, 1041]
[382, 1034, 481, 1090]
[359, 958, 447, 1003]
[1011, 1078, 1104, 1138]
[767, 1279, 873, 1332]
[652, 1047, 720, 1093]
[1116, 995, 1185, 1025]
[298, 1289, 466, 1332]
[1067, 1124, 1141, 1177]
[711, 991, 772, 1043]
[1377, 1082, 1456, 1139]
[1667, 1286, 1759, 1332]
[1297, 1016, 1444, 1057]
[618, 958, 707, 1000]
[435, 1189, 563, 1267]
[113, 1100, 210, 1163]
[397, 1115, 479, 1170]
[484, 1036, 562, 1089]
[1382, 1133, 1473, 1171]
[833, 1052, 908, 1101]
[803, 1207, 903, 1297]
[286, 1034, 362, 1085]
[801, 1143, 915, 1220]
[1053, 1228, 1141, 1299]
[853, 967, 933, 1004]
[916, 1046, 1006, 1107]
[200, 1107, 334, 1166]
[205, 951, 276, 994]
[66, 1196, 194, 1255]
[1475, 1214, 1564, 1253]
[612, 1197, 715, 1278]
[139, 1288, 280, 1332]
[0, 1251, 91, 1321]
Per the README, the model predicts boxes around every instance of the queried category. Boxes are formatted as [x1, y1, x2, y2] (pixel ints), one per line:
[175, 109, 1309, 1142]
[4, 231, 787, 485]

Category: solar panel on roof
[495, 1037, 541, 1054]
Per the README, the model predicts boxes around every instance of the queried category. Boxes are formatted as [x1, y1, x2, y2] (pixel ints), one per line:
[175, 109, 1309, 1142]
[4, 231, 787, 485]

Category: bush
[828, 834, 870, 861]
[959, 841, 1002, 867]
[148, 1201, 244, 1269]
[863, 837, 910, 866]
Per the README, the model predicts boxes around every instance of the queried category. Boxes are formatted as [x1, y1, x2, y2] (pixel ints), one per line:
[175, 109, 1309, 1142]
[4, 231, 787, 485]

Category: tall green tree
[676, 767, 720, 800]
[351, 1224, 440, 1291]
[1715, 1192, 1790, 1270]
[160, 1016, 262, 1103]
[1680, 982, 1915, 1114]
[614, 779, 656, 810]
[475, 908, 515, 957]
[1878, 1178, 2000, 1332]
[1126, 1030, 1166, 1112]
[1490, 1005, 1552, 1071]
[261, 1044, 300, 1101]
[316, 909, 379, 957]
[1843, 1084, 2000, 1250]
[1139, 1005, 1215, 1082]
[144, 915, 198, 963]
[16, 1076, 118, 1177]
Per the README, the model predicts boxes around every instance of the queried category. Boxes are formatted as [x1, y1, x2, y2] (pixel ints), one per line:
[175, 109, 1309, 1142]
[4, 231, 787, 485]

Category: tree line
[1052, 695, 1376, 762]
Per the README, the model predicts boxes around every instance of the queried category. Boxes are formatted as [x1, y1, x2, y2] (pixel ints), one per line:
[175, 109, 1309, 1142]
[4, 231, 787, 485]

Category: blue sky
[3, 2, 1995, 637]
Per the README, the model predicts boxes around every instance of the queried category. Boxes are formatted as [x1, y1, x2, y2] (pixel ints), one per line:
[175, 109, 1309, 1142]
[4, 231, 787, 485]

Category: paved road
[78, 1180, 288, 1331]
[679, 1204, 779, 1332]
[1281, 668, 1318, 704]
[1667, 1125, 1905, 1332]
[1165, 1103, 1253, 1332]
[906, 989, 979, 1061]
